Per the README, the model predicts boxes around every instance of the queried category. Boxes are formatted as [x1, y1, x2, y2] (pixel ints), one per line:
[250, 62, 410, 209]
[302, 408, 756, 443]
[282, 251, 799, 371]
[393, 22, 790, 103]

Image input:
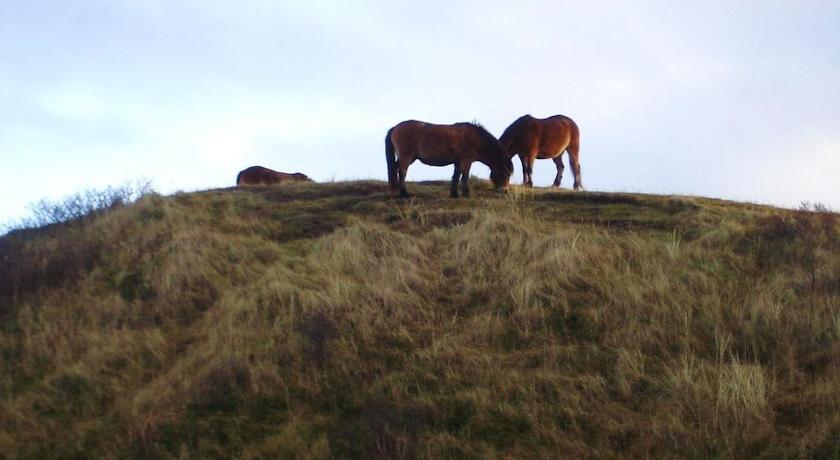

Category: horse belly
[414, 140, 459, 166]
[537, 139, 570, 159]
[418, 157, 454, 167]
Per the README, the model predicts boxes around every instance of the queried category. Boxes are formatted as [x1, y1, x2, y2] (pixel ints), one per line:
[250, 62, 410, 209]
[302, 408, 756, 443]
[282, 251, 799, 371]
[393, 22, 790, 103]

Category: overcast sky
[1, 0, 839, 224]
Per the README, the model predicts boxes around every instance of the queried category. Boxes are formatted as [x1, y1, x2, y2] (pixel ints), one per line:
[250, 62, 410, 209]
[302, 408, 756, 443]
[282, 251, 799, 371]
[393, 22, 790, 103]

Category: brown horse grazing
[236, 166, 313, 186]
[499, 114, 583, 190]
[385, 120, 513, 198]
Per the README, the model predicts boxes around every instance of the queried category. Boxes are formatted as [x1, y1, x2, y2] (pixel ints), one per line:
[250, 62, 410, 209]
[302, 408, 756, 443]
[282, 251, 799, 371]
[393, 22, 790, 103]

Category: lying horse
[236, 166, 313, 186]
[385, 120, 512, 197]
[499, 114, 582, 190]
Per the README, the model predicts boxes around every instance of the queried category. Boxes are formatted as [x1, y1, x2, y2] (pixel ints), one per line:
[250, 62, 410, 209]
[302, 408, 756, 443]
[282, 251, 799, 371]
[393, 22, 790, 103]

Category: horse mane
[461, 121, 512, 174]
[499, 114, 532, 145]
[466, 121, 501, 151]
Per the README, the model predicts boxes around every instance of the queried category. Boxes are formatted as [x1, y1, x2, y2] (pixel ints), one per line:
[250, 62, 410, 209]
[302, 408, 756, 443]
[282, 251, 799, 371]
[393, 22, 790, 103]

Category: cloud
[1, 0, 839, 224]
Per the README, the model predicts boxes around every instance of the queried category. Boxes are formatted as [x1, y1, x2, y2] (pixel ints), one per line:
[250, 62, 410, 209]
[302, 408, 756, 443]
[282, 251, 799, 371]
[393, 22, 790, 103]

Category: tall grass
[0, 180, 838, 458]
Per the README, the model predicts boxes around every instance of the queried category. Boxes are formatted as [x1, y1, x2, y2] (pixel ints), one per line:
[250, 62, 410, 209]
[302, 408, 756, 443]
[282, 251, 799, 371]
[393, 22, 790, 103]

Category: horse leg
[450, 163, 461, 198]
[519, 155, 529, 186]
[397, 159, 411, 197]
[552, 156, 565, 187]
[460, 161, 472, 197]
[567, 145, 583, 190]
[524, 155, 536, 187]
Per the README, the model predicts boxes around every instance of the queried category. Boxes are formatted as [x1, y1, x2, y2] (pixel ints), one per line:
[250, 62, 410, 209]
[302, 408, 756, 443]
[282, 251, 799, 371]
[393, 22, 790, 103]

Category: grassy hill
[0, 180, 838, 459]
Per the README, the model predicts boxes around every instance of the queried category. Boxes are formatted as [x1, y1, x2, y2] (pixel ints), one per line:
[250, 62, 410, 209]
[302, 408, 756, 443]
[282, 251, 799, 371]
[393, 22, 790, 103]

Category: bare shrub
[742, 202, 838, 295]
[0, 224, 103, 302]
[0, 180, 155, 304]
[295, 309, 340, 366]
[6, 179, 154, 231]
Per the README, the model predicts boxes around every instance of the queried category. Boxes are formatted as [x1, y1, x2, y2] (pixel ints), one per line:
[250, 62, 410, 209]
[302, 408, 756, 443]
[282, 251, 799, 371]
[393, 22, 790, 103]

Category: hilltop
[0, 180, 838, 458]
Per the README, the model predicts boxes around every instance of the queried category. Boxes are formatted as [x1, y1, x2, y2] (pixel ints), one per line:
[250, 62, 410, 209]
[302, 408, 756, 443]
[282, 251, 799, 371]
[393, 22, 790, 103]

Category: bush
[0, 180, 155, 303]
[5, 179, 154, 231]
[742, 202, 838, 295]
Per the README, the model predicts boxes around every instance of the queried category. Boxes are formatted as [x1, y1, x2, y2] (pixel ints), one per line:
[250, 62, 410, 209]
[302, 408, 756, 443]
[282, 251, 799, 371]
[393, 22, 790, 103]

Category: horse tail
[566, 120, 583, 190]
[385, 127, 398, 195]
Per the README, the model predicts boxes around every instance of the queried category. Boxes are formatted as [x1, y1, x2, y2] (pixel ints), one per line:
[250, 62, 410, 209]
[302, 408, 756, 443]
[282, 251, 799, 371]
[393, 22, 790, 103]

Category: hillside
[0, 180, 838, 459]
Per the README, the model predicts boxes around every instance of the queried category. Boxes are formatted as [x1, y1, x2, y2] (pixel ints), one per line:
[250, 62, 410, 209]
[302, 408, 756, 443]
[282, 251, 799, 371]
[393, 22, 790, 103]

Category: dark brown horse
[499, 114, 582, 190]
[236, 166, 313, 186]
[385, 120, 513, 198]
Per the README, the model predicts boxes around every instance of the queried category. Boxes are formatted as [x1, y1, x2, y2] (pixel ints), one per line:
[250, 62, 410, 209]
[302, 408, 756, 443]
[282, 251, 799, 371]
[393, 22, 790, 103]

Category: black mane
[467, 121, 503, 151]
[460, 121, 512, 175]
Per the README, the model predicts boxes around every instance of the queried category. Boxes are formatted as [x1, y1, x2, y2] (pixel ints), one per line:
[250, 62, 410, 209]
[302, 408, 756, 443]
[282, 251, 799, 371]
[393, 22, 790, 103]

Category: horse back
[389, 120, 477, 157]
[542, 115, 578, 146]
[237, 166, 312, 186]
[503, 115, 578, 157]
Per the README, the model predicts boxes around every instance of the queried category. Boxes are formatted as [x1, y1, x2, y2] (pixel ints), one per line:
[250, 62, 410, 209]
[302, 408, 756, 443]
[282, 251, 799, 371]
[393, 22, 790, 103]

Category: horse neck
[479, 150, 503, 173]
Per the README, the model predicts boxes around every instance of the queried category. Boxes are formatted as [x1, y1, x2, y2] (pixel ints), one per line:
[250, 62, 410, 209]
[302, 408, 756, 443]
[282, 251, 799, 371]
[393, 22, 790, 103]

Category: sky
[1, 0, 839, 224]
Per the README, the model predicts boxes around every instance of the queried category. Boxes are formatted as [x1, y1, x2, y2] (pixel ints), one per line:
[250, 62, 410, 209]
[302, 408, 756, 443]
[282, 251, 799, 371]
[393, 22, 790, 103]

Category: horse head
[470, 123, 512, 193]
[483, 132, 513, 193]
[489, 157, 513, 194]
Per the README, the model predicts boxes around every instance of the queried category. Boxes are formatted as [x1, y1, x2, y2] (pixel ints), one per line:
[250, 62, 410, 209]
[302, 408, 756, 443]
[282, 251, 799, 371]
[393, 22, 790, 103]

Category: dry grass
[0, 180, 838, 459]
